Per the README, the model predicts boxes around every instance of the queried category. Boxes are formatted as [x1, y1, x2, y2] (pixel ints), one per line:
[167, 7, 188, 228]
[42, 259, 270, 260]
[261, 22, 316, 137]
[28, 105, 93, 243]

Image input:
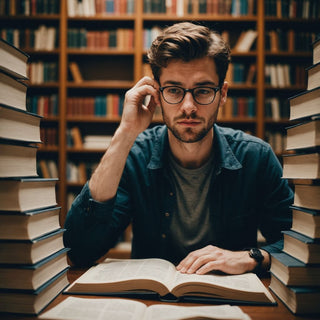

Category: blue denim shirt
[64, 124, 293, 266]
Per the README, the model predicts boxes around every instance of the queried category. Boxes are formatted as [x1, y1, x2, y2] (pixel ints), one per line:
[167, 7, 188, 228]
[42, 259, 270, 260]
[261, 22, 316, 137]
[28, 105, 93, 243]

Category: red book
[237, 97, 247, 117]
[112, 94, 120, 116]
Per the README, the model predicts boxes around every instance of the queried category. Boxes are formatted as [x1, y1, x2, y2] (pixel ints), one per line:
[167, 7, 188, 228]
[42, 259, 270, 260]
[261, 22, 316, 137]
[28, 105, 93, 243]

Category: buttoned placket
[159, 170, 176, 256]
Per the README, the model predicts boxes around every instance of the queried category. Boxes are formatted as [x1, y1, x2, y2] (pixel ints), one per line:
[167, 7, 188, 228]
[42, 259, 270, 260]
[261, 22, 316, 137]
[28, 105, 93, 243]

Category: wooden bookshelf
[0, 0, 317, 236]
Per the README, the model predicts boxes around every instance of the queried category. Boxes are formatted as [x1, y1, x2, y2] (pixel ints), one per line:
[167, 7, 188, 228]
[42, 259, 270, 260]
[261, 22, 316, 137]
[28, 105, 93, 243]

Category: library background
[1, 0, 319, 253]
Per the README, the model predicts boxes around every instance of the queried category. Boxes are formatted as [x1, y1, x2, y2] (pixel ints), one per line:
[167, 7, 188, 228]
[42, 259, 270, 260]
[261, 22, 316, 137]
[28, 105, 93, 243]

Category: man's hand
[176, 245, 268, 275]
[89, 77, 160, 202]
[120, 77, 161, 136]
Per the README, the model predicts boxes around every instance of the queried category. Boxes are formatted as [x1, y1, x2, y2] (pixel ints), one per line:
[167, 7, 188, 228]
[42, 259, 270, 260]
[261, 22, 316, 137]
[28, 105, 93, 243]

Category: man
[64, 22, 293, 275]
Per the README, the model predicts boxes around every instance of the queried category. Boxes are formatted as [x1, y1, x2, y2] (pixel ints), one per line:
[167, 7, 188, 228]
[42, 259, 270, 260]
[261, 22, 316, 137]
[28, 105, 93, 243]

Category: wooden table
[1, 267, 319, 320]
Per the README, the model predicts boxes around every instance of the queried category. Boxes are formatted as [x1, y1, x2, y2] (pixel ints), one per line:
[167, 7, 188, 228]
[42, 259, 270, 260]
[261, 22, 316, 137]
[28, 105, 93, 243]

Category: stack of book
[269, 35, 320, 315]
[0, 38, 69, 315]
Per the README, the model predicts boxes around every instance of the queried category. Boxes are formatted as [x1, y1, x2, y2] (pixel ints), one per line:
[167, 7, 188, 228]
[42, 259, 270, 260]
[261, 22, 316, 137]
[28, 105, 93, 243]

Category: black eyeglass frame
[159, 86, 221, 105]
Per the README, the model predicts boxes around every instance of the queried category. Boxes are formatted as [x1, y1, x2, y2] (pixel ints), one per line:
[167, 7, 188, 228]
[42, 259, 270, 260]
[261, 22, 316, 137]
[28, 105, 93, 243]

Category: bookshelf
[0, 0, 317, 227]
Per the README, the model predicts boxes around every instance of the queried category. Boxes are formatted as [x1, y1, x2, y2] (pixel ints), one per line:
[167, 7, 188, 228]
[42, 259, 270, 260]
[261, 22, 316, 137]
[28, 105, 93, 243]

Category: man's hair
[147, 22, 231, 87]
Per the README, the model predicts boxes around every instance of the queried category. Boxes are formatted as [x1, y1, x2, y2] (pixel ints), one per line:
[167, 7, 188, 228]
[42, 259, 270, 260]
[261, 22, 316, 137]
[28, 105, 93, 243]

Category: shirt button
[162, 234, 166, 239]
[169, 192, 174, 196]
[165, 212, 170, 217]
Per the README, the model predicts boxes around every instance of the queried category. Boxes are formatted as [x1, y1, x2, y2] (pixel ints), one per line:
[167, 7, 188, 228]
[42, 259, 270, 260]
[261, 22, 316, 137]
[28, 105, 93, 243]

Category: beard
[162, 111, 218, 143]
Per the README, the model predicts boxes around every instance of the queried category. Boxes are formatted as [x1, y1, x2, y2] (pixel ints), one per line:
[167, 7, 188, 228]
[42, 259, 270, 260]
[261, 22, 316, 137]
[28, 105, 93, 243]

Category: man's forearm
[89, 126, 138, 202]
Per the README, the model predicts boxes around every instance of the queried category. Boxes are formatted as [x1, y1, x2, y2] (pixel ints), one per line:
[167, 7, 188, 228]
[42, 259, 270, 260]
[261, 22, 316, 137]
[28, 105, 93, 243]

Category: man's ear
[220, 81, 228, 105]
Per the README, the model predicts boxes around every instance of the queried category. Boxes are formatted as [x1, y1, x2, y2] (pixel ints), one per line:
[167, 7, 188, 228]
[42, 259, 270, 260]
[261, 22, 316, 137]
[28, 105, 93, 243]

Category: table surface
[1, 268, 319, 320]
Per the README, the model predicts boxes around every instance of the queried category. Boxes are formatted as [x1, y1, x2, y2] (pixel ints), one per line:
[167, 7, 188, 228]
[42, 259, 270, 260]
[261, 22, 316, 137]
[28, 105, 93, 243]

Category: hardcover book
[282, 152, 320, 179]
[293, 183, 320, 211]
[39, 296, 251, 320]
[269, 274, 320, 315]
[69, 62, 83, 83]
[0, 69, 28, 111]
[282, 230, 320, 264]
[0, 268, 69, 315]
[0, 178, 58, 211]
[0, 38, 29, 79]
[291, 206, 320, 239]
[288, 86, 320, 121]
[0, 206, 61, 240]
[0, 104, 42, 143]
[0, 248, 69, 290]
[270, 252, 320, 286]
[0, 140, 38, 177]
[285, 119, 320, 151]
[0, 228, 65, 264]
[307, 62, 320, 91]
[65, 258, 276, 305]
[313, 36, 320, 65]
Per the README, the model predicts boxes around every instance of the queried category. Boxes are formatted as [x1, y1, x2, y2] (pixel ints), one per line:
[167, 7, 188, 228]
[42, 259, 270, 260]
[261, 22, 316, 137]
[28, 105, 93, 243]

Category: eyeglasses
[159, 86, 221, 105]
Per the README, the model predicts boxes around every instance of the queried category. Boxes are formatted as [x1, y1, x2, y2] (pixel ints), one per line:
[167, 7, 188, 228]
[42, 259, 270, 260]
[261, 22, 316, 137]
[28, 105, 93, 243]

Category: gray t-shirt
[168, 152, 215, 262]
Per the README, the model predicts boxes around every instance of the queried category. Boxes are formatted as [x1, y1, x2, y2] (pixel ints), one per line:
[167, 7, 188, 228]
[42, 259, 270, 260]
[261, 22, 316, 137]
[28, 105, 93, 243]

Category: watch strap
[248, 248, 264, 273]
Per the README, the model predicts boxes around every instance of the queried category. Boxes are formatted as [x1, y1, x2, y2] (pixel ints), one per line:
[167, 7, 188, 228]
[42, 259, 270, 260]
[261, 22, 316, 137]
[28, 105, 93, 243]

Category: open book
[65, 258, 275, 305]
[40, 297, 251, 320]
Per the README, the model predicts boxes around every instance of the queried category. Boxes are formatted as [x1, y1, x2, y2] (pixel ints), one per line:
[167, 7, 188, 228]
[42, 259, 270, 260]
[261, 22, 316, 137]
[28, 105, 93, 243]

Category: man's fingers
[183, 253, 222, 274]
[135, 77, 160, 105]
[177, 246, 220, 273]
[127, 84, 160, 109]
[196, 260, 224, 275]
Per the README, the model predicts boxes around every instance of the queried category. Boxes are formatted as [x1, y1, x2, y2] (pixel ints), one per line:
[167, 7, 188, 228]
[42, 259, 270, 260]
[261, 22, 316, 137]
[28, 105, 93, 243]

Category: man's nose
[180, 92, 197, 115]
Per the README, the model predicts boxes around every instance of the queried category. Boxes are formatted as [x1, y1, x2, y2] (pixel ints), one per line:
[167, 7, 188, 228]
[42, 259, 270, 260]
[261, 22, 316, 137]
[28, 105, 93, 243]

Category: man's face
[159, 57, 227, 144]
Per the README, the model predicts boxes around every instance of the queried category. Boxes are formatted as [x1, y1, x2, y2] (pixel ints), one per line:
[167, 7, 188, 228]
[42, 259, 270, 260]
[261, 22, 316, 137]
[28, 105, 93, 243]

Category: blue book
[290, 205, 320, 239]
[109, 30, 117, 48]
[0, 206, 61, 240]
[127, 0, 135, 13]
[270, 274, 320, 315]
[270, 252, 320, 286]
[119, 95, 124, 116]
[51, 93, 58, 116]
[247, 97, 256, 117]
[101, 96, 107, 116]
[94, 96, 101, 116]
[0, 228, 64, 265]
[0, 248, 69, 291]
[240, 0, 248, 15]
[282, 230, 320, 264]
[106, 0, 114, 13]
[0, 267, 69, 315]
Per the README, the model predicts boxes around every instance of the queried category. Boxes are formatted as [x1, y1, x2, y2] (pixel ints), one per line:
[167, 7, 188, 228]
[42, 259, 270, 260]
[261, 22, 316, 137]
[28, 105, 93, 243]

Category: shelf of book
[143, 14, 258, 21]
[0, 14, 61, 20]
[67, 80, 134, 88]
[1, 0, 318, 259]
[68, 15, 136, 21]
[67, 49, 135, 55]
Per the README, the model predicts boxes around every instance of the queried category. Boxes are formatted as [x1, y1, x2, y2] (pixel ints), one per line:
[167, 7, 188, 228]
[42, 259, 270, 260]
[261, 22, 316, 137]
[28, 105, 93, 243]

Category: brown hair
[147, 22, 231, 87]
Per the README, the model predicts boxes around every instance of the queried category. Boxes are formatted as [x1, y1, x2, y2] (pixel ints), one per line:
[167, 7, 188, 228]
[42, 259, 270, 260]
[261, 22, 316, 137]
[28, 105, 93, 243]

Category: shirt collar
[147, 124, 242, 171]
[213, 125, 242, 171]
[147, 125, 169, 170]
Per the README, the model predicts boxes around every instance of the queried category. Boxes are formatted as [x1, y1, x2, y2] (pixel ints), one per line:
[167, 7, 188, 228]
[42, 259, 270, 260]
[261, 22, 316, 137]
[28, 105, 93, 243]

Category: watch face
[249, 248, 264, 262]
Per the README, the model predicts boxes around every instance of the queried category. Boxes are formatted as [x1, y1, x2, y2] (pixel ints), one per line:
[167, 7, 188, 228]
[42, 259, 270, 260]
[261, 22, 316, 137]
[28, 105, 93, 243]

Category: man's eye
[196, 88, 210, 95]
[168, 87, 182, 94]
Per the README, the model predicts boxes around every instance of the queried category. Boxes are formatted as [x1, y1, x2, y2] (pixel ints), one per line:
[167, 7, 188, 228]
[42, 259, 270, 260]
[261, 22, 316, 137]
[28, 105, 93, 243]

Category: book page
[39, 297, 146, 320]
[145, 304, 251, 320]
[68, 258, 177, 291]
[172, 272, 265, 292]
[171, 272, 275, 303]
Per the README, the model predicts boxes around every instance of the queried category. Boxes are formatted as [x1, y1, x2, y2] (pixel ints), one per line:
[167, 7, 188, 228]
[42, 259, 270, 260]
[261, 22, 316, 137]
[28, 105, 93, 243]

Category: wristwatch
[248, 248, 264, 272]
